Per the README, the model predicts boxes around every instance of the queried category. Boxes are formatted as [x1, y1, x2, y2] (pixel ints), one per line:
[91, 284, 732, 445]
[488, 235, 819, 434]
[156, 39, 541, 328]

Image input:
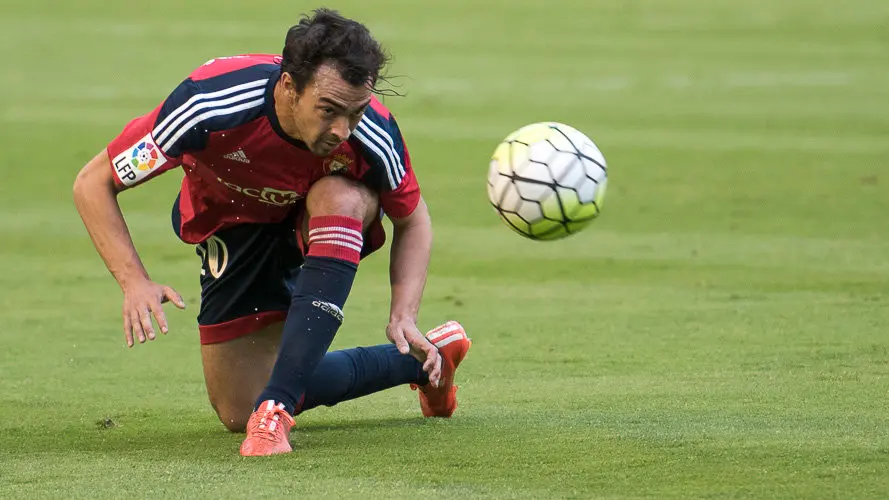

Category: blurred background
[1, 0, 887, 497]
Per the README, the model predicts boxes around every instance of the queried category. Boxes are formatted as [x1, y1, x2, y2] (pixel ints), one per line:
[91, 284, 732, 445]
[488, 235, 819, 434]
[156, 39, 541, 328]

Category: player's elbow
[73, 151, 118, 203]
[72, 169, 91, 209]
[73, 168, 103, 212]
[72, 165, 91, 200]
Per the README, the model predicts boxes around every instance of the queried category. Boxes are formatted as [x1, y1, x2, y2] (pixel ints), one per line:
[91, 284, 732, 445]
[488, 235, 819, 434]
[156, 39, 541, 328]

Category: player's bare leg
[201, 323, 282, 432]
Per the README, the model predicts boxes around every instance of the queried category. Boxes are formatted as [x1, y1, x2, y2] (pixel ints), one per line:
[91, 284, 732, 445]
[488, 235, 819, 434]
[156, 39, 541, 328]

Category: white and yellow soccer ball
[487, 122, 608, 240]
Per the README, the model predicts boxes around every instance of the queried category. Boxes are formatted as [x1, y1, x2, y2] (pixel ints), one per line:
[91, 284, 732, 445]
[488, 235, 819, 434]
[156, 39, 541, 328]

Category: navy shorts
[173, 197, 386, 344]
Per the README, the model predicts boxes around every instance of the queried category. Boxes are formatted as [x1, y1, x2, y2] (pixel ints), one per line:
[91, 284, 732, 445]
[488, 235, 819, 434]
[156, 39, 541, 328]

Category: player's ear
[280, 72, 299, 99]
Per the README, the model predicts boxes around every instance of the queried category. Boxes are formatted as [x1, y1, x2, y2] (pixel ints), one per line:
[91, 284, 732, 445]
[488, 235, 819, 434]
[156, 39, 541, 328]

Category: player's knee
[209, 398, 249, 433]
[306, 175, 379, 228]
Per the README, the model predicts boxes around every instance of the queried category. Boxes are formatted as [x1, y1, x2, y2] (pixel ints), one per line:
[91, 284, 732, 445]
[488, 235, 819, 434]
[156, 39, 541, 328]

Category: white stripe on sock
[309, 239, 362, 253]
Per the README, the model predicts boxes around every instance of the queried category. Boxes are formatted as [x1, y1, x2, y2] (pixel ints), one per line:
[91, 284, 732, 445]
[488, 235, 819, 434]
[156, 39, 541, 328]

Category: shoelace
[249, 411, 283, 442]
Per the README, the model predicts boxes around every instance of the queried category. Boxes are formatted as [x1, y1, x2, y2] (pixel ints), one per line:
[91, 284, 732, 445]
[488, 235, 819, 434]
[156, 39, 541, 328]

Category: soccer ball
[487, 122, 608, 240]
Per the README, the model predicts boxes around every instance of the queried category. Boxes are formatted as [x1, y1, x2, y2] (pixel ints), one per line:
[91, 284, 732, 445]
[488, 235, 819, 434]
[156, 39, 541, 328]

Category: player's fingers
[150, 301, 169, 335]
[405, 331, 430, 363]
[162, 287, 186, 309]
[396, 338, 410, 354]
[431, 354, 443, 388]
[137, 308, 154, 341]
[131, 312, 146, 344]
[389, 328, 410, 355]
[423, 346, 442, 388]
[123, 314, 134, 348]
[420, 343, 436, 371]
[408, 333, 440, 386]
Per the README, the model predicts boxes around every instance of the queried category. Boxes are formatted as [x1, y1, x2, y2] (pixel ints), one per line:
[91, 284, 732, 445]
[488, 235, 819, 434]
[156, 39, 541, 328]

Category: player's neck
[273, 82, 304, 142]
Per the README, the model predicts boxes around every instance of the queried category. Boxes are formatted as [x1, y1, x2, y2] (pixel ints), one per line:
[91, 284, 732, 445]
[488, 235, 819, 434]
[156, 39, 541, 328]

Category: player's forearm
[388, 200, 432, 323]
[73, 152, 150, 288]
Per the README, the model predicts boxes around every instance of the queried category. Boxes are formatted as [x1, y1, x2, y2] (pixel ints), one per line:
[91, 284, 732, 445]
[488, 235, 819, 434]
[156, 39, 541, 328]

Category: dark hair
[281, 8, 389, 93]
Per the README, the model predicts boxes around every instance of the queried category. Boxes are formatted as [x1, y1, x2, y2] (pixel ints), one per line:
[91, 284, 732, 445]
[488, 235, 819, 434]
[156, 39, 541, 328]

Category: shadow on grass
[297, 416, 429, 434]
[1, 414, 468, 459]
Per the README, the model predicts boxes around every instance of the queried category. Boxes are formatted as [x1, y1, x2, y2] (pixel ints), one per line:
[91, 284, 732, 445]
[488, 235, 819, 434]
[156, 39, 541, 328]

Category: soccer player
[72, 9, 471, 457]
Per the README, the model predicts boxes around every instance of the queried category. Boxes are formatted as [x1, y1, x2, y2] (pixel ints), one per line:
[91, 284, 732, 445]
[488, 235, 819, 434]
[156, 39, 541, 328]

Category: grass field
[2, 0, 888, 498]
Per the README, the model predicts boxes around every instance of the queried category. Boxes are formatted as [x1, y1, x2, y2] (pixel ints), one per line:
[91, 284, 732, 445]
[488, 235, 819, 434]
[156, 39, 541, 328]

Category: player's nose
[331, 117, 351, 142]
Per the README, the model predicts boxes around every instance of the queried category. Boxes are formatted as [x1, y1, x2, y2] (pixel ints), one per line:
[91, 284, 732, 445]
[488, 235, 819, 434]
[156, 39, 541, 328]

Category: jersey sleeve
[105, 78, 209, 189]
[353, 105, 421, 219]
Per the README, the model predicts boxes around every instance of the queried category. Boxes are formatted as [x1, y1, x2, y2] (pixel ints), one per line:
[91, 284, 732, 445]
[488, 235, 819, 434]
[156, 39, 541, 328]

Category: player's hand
[387, 319, 442, 388]
[121, 278, 186, 348]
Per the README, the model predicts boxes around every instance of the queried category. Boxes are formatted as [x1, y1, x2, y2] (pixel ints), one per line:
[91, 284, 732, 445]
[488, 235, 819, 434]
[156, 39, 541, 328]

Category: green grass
[2, 0, 888, 498]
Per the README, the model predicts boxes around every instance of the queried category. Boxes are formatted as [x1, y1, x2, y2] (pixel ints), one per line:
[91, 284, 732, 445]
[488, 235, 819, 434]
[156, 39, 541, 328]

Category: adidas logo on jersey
[223, 149, 250, 164]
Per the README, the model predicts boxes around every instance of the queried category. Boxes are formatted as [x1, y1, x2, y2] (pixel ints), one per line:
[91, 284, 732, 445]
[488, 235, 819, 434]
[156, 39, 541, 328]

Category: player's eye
[320, 107, 336, 117]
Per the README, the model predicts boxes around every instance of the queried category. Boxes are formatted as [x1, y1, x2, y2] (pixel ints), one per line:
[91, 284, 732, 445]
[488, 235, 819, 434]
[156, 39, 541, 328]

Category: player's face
[289, 64, 372, 156]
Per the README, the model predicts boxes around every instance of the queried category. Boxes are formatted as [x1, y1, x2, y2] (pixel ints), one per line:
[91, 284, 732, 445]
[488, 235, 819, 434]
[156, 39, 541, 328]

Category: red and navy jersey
[106, 54, 420, 244]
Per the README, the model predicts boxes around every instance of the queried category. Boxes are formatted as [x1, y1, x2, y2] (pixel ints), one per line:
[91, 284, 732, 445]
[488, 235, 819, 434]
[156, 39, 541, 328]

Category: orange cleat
[412, 321, 472, 417]
[239, 400, 296, 456]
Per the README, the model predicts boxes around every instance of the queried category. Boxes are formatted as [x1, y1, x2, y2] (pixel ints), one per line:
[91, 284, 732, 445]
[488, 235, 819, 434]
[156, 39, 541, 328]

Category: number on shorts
[196, 236, 229, 278]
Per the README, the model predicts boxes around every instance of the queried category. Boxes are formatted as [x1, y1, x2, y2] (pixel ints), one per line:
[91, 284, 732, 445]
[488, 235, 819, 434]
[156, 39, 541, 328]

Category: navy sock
[297, 344, 428, 414]
[255, 255, 357, 414]
[256, 215, 365, 414]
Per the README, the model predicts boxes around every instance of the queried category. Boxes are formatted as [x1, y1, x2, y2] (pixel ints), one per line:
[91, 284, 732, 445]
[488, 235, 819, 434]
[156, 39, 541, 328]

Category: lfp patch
[112, 134, 167, 186]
